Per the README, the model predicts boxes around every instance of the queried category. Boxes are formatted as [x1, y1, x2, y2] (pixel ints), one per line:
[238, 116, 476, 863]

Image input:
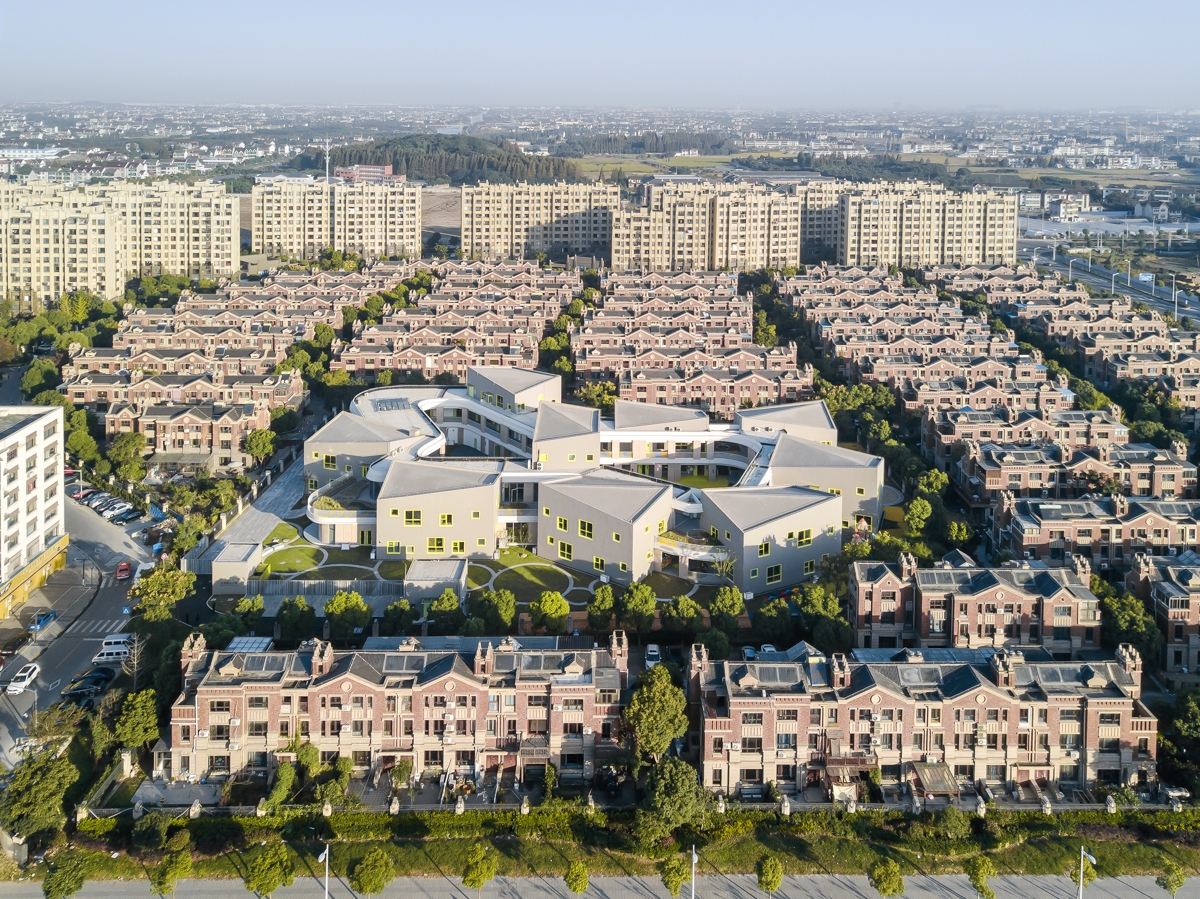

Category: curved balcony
[307, 473, 378, 544]
[656, 529, 730, 562]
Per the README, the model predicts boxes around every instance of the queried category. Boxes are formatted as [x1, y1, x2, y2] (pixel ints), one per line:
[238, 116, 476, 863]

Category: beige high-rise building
[0, 181, 238, 311]
[251, 176, 422, 260]
[838, 182, 1018, 267]
[460, 181, 619, 261]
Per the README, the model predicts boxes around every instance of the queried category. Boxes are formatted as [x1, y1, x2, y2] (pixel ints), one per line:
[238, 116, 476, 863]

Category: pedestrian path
[63, 617, 129, 636]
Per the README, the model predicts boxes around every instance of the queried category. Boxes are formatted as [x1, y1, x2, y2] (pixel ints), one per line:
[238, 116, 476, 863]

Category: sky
[1, 0, 1198, 110]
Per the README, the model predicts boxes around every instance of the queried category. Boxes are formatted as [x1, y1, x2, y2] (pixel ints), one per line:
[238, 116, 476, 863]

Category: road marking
[47, 679, 60, 691]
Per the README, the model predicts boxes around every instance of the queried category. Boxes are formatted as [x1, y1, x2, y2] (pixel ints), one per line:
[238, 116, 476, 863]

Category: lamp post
[691, 845, 698, 899]
[1077, 845, 1096, 899]
[318, 842, 329, 899]
[1111, 272, 1118, 296]
[1173, 274, 1178, 321]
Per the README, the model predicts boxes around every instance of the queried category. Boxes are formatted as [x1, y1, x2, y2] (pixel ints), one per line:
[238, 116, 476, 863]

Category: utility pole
[1173, 274, 1178, 320]
[1127, 259, 1132, 287]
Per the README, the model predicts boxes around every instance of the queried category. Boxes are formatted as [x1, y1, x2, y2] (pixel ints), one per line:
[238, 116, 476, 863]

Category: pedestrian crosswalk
[63, 618, 128, 636]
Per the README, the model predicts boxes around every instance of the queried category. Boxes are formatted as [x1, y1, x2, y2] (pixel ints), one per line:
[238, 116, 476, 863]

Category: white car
[760, 644, 777, 655]
[645, 644, 661, 668]
[6, 663, 39, 695]
[101, 502, 133, 520]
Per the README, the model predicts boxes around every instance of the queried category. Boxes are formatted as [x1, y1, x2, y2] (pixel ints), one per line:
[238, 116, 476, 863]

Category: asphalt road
[2, 874, 1194, 899]
[0, 499, 152, 767]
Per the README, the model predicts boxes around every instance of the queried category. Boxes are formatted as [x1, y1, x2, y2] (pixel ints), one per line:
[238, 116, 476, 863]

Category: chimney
[474, 641, 492, 677]
[830, 653, 851, 689]
[898, 551, 917, 580]
[1000, 489, 1017, 515]
[1116, 643, 1143, 699]
[687, 642, 709, 700]
[1114, 494, 1129, 516]
[1097, 442, 1112, 463]
[1128, 553, 1152, 597]
[311, 639, 335, 676]
[180, 632, 207, 671]
[1171, 438, 1189, 460]
[609, 630, 630, 684]
[989, 648, 1024, 688]
[1071, 553, 1091, 582]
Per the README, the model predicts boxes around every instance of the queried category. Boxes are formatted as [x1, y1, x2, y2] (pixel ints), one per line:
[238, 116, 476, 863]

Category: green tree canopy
[0, 749, 79, 839]
[660, 857, 690, 898]
[150, 850, 192, 898]
[530, 590, 570, 633]
[278, 596, 316, 640]
[587, 583, 614, 631]
[106, 431, 147, 466]
[115, 689, 160, 748]
[623, 663, 687, 760]
[1070, 855, 1096, 890]
[661, 594, 703, 638]
[461, 843, 497, 898]
[869, 859, 905, 897]
[709, 586, 745, 632]
[696, 628, 730, 660]
[904, 497, 932, 537]
[244, 429, 276, 462]
[965, 856, 997, 899]
[130, 566, 196, 622]
[646, 756, 708, 834]
[757, 856, 783, 897]
[620, 582, 658, 632]
[469, 588, 516, 633]
[350, 847, 395, 896]
[1157, 860, 1187, 898]
[42, 851, 91, 899]
[382, 599, 415, 636]
[244, 842, 294, 898]
[429, 588, 465, 634]
[565, 860, 589, 895]
[324, 589, 372, 641]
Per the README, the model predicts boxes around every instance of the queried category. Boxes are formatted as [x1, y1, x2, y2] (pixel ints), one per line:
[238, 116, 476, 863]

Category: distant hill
[297, 135, 584, 186]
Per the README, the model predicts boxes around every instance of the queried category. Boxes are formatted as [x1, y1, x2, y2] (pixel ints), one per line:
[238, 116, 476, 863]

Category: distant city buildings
[459, 181, 619, 262]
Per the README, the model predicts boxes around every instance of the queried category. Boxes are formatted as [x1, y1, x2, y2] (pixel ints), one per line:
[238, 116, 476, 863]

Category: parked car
[6, 663, 39, 695]
[62, 678, 106, 698]
[645, 644, 661, 669]
[0, 631, 30, 661]
[85, 493, 113, 508]
[93, 498, 124, 513]
[114, 510, 144, 525]
[75, 488, 99, 502]
[741, 646, 757, 661]
[115, 561, 132, 580]
[760, 644, 777, 655]
[101, 502, 133, 520]
[28, 610, 57, 632]
[77, 666, 116, 684]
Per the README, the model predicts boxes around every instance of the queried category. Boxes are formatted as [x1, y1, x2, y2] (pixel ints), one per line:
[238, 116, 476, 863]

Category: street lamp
[1111, 272, 1118, 296]
[1173, 274, 1178, 320]
[318, 842, 329, 899]
[1077, 846, 1096, 899]
[1068, 259, 1074, 283]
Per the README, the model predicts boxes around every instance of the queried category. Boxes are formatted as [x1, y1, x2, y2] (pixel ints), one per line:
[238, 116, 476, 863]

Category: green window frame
[404, 511, 421, 527]
[440, 513, 453, 527]
[593, 556, 605, 571]
[427, 537, 444, 554]
[766, 564, 782, 585]
[559, 541, 573, 561]
[452, 540, 465, 553]
[797, 529, 813, 547]
[579, 520, 593, 540]
[557, 517, 568, 532]
[758, 541, 770, 557]
[804, 560, 815, 574]
[323, 454, 336, 470]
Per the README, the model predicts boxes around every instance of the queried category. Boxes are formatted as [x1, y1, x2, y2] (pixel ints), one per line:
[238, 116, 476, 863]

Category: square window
[440, 513, 453, 527]
[472, 511, 480, 520]
[613, 532, 621, 542]
[585, 454, 594, 462]
[593, 556, 605, 571]
[619, 562, 628, 572]
[567, 454, 576, 462]
[579, 520, 593, 539]
[390, 509, 399, 517]
[405, 510, 421, 527]
[856, 487, 866, 496]
[547, 535, 556, 545]
[766, 564, 782, 584]
[427, 537, 444, 554]
[477, 537, 486, 546]
[559, 541, 573, 561]
[543, 507, 550, 516]
[750, 568, 759, 579]
[452, 540, 465, 553]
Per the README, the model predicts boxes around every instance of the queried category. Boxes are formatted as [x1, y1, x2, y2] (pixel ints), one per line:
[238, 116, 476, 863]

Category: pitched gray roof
[378, 460, 500, 500]
[612, 400, 709, 432]
[532, 402, 598, 441]
[769, 433, 881, 471]
[701, 485, 837, 530]
[311, 411, 406, 445]
[470, 366, 558, 394]
[735, 400, 836, 433]
[545, 470, 672, 522]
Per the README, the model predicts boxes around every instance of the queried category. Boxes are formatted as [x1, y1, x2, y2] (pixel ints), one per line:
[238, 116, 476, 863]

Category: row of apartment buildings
[460, 177, 1019, 271]
[0, 180, 238, 311]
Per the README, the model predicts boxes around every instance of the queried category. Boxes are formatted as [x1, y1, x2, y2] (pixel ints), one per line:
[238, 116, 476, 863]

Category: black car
[114, 510, 144, 525]
[0, 631, 31, 661]
[62, 674, 108, 696]
[77, 666, 116, 684]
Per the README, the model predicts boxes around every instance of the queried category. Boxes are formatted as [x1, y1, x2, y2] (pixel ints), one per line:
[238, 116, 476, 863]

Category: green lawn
[641, 571, 693, 599]
[262, 522, 299, 545]
[324, 545, 375, 566]
[262, 545, 323, 574]
[378, 560, 409, 581]
[676, 474, 730, 489]
[105, 775, 144, 808]
[468, 563, 499, 589]
[311, 565, 375, 580]
[493, 562, 571, 604]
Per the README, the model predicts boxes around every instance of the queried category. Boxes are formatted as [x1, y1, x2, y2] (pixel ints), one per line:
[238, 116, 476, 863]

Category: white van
[101, 634, 132, 649]
[92, 646, 130, 666]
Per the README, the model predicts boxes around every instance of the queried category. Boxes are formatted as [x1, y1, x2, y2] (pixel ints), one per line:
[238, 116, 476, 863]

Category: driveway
[199, 458, 305, 567]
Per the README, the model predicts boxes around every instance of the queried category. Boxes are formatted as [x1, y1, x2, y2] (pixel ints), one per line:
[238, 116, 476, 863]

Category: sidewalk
[0, 551, 99, 645]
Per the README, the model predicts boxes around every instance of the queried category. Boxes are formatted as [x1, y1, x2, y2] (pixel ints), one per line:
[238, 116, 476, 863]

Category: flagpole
[691, 845, 697, 899]
[324, 842, 330, 899]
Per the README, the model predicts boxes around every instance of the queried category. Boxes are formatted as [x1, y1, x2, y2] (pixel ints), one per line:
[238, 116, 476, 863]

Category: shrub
[75, 818, 117, 839]
[350, 846, 395, 895]
[131, 813, 170, 852]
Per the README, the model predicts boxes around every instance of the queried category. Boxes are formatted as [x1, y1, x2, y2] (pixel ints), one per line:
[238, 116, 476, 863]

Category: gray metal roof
[532, 402, 599, 441]
[378, 459, 500, 500]
[701, 485, 838, 530]
[770, 433, 881, 470]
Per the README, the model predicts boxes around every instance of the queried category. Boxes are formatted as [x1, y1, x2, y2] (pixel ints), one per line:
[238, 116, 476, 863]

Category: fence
[246, 579, 403, 597]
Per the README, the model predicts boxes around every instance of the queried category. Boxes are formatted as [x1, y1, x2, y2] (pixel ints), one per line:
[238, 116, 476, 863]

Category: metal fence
[246, 579, 403, 597]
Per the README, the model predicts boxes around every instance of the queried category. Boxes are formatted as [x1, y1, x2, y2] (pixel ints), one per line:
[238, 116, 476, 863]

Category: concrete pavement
[2, 874, 1195, 899]
[199, 456, 306, 567]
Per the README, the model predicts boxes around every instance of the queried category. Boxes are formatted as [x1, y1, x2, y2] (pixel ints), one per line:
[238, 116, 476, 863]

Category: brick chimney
[311, 639, 335, 677]
[830, 653, 851, 689]
[1116, 643, 1143, 699]
[898, 551, 917, 580]
[989, 648, 1024, 688]
[474, 641, 492, 677]
[687, 642, 708, 700]
[609, 630, 630, 684]
[1114, 494, 1129, 516]
[1128, 553, 1152, 598]
[1097, 442, 1112, 463]
[1071, 553, 1091, 582]
[1171, 438, 1189, 460]
[999, 490, 1017, 515]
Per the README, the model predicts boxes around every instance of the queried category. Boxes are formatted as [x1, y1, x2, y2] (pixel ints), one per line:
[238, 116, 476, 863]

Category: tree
[869, 859, 905, 897]
[965, 856, 996, 899]
[1092, 576, 1164, 671]
[66, 427, 99, 464]
[106, 431, 146, 467]
[1157, 861, 1187, 898]
[530, 590, 570, 633]
[469, 588, 516, 633]
[757, 856, 783, 897]
[660, 857, 690, 898]
[150, 850, 192, 898]
[709, 586, 745, 633]
[171, 515, 208, 556]
[245, 429, 276, 464]
[269, 408, 301, 433]
[42, 852, 90, 899]
[754, 597, 794, 646]
[0, 749, 79, 838]
[914, 469, 949, 497]
[324, 589, 372, 642]
[21, 359, 59, 397]
[295, 741, 323, 783]
[576, 381, 617, 413]
[244, 841, 294, 898]
[587, 583, 614, 631]
[312, 323, 336, 349]
[350, 847, 395, 896]
[696, 628, 730, 660]
[130, 566, 195, 622]
[1070, 855, 1096, 891]
[661, 594, 703, 638]
[115, 689, 160, 748]
[565, 860, 588, 894]
[904, 498, 932, 537]
[946, 520, 972, 546]
[646, 756, 708, 833]
[461, 843, 497, 899]
[121, 633, 152, 691]
[278, 596, 317, 640]
[623, 663, 687, 760]
[620, 582, 658, 632]
[265, 761, 296, 811]
[382, 599, 415, 636]
[429, 588, 465, 634]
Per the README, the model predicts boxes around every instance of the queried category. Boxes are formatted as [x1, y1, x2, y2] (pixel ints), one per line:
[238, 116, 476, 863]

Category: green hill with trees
[298, 135, 583, 186]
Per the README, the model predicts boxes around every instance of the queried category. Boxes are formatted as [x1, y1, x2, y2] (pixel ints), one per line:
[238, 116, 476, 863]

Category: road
[0, 499, 152, 767]
[2, 874, 1195, 899]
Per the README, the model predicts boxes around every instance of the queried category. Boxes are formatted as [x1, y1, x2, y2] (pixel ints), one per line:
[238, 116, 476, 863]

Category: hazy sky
[2, 0, 1197, 110]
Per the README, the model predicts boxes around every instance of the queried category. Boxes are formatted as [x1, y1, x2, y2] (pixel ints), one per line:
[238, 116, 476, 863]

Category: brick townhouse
[104, 402, 270, 472]
[618, 367, 814, 419]
[578, 345, 804, 382]
[992, 492, 1200, 572]
[167, 631, 630, 786]
[63, 369, 305, 415]
[857, 353, 1046, 389]
[1127, 551, 1200, 689]
[849, 551, 1102, 658]
[898, 375, 1074, 415]
[922, 406, 1128, 472]
[688, 639, 1155, 799]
